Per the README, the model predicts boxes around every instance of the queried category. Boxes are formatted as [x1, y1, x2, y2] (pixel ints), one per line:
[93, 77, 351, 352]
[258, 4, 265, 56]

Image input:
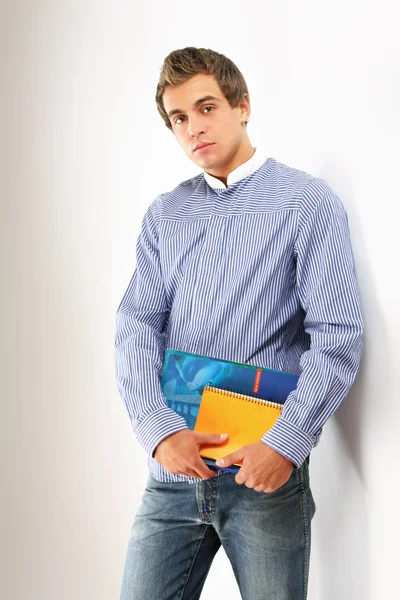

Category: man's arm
[261, 179, 364, 467]
[114, 196, 225, 479]
[218, 179, 364, 489]
[114, 196, 189, 457]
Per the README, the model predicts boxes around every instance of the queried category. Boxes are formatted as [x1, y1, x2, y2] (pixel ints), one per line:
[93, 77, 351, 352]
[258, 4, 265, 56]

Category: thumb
[194, 432, 229, 445]
[216, 447, 245, 468]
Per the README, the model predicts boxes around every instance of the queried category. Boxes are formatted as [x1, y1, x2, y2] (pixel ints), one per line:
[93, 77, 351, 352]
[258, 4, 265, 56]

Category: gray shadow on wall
[307, 158, 386, 600]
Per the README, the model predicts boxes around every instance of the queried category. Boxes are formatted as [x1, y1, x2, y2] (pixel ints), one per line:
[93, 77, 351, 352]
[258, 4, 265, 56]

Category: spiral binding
[204, 385, 282, 411]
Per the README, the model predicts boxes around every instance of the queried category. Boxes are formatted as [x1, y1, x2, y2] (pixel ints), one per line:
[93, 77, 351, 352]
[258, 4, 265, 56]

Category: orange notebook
[194, 385, 283, 467]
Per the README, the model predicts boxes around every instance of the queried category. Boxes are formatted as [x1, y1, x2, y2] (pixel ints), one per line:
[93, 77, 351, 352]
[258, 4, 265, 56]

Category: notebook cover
[161, 349, 297, 429]
[194, 385, 283, 467]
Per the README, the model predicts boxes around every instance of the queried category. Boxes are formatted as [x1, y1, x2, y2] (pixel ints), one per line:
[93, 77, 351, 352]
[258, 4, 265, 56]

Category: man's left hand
[216, 442, 294, 493]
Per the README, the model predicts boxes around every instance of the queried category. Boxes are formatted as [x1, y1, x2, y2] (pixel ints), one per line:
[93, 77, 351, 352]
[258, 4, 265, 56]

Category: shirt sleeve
[261, 179, 364, 467]
[114, 196, 188, 457]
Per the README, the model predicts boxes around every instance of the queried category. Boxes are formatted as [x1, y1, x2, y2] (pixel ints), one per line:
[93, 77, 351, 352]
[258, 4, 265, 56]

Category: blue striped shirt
[114, 151, 364, 483]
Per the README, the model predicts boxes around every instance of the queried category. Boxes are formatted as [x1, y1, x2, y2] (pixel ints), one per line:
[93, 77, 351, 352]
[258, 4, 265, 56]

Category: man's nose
[188, 116, 205, 138]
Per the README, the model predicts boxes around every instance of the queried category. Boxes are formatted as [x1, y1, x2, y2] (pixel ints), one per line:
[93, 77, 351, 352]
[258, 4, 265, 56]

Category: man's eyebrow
[167, 95, 221, 118]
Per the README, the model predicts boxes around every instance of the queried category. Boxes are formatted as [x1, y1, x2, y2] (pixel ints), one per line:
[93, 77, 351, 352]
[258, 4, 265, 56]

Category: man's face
[162, 73, 251, 178]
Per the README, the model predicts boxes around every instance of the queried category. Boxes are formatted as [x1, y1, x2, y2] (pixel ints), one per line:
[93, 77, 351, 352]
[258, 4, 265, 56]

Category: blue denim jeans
[120, 458, 316, 600]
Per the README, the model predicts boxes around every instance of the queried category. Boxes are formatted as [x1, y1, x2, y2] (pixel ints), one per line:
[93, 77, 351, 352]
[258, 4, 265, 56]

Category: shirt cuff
[261, 416, 314, 468]
[134, 406, 189, 458]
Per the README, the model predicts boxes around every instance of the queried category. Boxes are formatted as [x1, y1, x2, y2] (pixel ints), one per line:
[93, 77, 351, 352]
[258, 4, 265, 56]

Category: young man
[115, 47, 363, 599]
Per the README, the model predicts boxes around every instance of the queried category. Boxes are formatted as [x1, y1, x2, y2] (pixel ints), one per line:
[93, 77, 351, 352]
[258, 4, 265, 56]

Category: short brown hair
[155, 47, 249, 130]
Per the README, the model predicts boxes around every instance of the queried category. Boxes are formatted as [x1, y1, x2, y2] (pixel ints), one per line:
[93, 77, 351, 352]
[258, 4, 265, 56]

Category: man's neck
[205, 143, 256, 187]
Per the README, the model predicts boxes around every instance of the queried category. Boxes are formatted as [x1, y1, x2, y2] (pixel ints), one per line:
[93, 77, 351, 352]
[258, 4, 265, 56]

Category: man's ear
[239, 92, 251, 125]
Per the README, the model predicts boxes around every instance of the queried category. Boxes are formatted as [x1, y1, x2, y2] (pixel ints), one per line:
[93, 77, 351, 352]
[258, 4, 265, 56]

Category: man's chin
[191, 154, 219, 171]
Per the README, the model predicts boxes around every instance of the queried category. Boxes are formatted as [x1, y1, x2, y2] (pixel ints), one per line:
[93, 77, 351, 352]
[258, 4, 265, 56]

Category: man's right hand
[153, 430, 229, 479]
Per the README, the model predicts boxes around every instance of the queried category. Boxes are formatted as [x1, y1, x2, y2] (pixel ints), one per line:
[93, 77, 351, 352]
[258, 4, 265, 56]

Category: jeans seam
[177, 524, 210, 600]
[299, 464, 310, 600]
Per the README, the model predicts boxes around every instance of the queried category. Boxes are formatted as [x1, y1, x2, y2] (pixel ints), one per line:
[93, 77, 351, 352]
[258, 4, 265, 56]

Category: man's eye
[173, 106, 213, 125]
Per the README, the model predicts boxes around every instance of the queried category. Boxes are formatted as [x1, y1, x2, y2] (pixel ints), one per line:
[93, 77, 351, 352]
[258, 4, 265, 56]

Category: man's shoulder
[266, 157, 319, 194]
[267, 158, 341, 213]
[156, 173, 208, 221]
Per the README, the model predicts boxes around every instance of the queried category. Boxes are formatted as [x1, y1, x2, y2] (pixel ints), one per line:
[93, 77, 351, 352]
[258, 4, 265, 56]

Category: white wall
[1, 1, 399, 598]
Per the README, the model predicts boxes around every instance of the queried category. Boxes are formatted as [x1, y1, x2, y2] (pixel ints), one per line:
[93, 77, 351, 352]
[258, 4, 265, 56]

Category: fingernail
[220, 433, 228, 439]
[216, 459, 224, 465]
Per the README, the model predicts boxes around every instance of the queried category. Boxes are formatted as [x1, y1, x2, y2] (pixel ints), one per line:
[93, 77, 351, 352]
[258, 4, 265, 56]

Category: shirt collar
[203, 146, 268, 190]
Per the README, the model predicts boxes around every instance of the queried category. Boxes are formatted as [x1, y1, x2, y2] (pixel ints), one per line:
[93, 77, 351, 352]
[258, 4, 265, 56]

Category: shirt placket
[186, 194, 229, 353]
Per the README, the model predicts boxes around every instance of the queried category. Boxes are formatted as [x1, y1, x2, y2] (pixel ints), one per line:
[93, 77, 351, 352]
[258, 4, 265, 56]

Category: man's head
[156, 47, 253, 182]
